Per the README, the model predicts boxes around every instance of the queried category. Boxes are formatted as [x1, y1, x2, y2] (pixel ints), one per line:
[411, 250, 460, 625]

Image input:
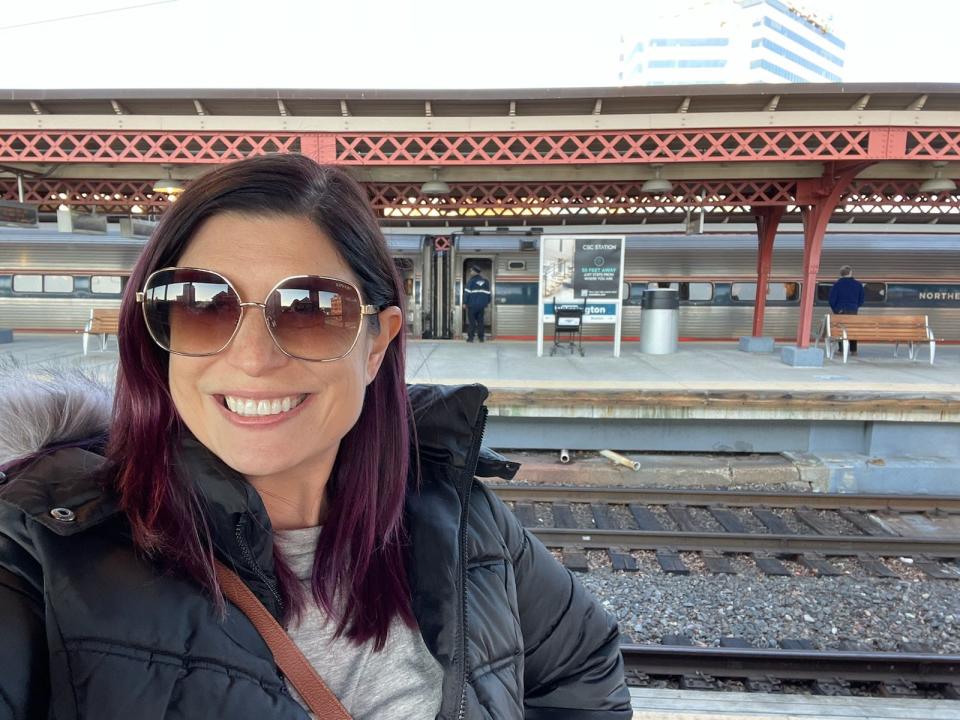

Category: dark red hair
[109, 154, 414, 648]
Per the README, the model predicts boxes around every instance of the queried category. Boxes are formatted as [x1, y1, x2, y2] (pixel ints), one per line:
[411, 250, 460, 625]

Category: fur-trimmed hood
[0, 368, 112, 467]
[0, 368, 518, 481]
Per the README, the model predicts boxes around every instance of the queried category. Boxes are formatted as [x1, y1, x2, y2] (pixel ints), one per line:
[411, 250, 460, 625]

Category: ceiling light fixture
[420, 167, 450, 195]
[641, 164, 674, 194]
[919, 161, 957, 194]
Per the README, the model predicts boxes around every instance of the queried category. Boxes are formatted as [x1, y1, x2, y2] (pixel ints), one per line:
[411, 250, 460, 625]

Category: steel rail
[620, 643, 960, 685]
[529, 528, 960, 556]
[490, 484, 960, 512]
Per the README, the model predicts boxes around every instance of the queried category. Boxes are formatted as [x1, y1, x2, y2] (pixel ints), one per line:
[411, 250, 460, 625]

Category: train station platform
[629, 687, 959, 719]
[3, 335, 959, 494]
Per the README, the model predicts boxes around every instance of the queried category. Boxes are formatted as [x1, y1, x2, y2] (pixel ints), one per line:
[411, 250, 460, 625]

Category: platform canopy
[0, 83, 958, 229]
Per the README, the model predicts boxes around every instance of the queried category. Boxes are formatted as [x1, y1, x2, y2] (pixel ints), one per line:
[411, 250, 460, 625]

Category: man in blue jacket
[464, 266, 491, 342]
[829, 265, 865, 353]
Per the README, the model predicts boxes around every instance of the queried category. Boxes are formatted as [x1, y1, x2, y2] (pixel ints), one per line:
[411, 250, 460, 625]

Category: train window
[91, 276, 122, 294]
[864, 282, 886, 302]
[732, 282, 799, 302]
[685, 283, 713, 301]
[507, 260, 526, 271]
[731, 283, 755, 302]
[816, 283, 831, 302]
[12, 275, 42, 293]
[43, 275, 75, 293]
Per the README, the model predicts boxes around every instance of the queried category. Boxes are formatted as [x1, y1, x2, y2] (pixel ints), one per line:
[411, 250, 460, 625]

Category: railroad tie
[744, 675, 782, 693]
[665, 504, 702, 533]
[753, 555, 792, 576]
[628, 503, 665, 531]
[561, 548, 589, 573]
[551, 502, 578, 529]
[857, 554, 900, 578]
[799, 553, 843, 576]
[707, 505, 750, 534]
[813, 677, 852, 696]
[838, 509, 894, 536]
[655, 548, 690, 575]
[914, 554, 960, 580]
[607, 547, 638, 572]
[794, 507, 835, 535]
[511, 502, 537, 528]
[701, 553, 737, 574]
[590, 502, 617, 530]
[751, 507, 796, 535]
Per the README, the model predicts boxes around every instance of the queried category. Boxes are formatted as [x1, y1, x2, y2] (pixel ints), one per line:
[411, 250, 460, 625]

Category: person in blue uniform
[463, 266, 491, 342]
[829, 265, 865, 353]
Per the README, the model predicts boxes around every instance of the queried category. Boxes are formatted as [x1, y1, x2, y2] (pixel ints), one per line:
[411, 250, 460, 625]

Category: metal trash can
[639, 288, 679, 354]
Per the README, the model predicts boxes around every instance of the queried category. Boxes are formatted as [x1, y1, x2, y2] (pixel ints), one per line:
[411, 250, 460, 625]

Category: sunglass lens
[142, 269, 240, 355]
[268, 277, 363, 360]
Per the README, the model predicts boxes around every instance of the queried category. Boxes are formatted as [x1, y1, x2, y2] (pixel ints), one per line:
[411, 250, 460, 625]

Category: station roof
[0, 83, 958, 228]
[2, 83, 960, 117]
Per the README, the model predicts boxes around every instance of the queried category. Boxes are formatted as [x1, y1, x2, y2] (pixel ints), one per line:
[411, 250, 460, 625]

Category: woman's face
[168, 212, 400, 483]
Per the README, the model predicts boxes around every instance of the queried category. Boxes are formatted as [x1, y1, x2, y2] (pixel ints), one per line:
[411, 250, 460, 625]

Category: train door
[460, 257, 494, 340]
[392, 257, 417, 337]
[429, 237, 453, 339]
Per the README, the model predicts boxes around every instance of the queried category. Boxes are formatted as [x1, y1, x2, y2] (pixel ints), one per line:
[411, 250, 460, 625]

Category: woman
[0, 155, 630, 719]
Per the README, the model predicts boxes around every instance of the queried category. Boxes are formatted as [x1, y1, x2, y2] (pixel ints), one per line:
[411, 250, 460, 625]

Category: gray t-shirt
[274, 526, 443, 720]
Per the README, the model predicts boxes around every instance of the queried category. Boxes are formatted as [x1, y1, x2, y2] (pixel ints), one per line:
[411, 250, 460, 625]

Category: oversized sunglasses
[136, 267, 379, 362]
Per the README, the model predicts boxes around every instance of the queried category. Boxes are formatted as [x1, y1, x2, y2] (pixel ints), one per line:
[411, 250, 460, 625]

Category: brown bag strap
[214, 560, 353, 720]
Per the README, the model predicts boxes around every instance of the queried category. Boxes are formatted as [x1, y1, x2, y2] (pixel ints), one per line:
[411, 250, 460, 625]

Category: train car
[0, 226, 429, 337]
[450, 233, 960, 342]
[3, 227, 959, 342]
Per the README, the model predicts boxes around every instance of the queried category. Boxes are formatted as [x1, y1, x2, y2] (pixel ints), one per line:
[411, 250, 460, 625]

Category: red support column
[794, 163, 872, 347]
[751, 206, 785, 337]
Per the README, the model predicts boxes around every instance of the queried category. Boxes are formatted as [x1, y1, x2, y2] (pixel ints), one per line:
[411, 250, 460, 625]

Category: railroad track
[490, 485, 960, 578]
[620, 643, 960, 698]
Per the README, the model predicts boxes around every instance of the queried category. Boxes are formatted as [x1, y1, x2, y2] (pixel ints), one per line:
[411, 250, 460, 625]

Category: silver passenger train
[2, 227, 959, 342]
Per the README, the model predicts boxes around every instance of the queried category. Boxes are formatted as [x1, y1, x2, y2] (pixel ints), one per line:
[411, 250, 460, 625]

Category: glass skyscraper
[619, 0, 845, 85]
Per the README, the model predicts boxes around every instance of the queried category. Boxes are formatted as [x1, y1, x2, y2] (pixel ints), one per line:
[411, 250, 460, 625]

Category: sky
[0, 0, 957, 89]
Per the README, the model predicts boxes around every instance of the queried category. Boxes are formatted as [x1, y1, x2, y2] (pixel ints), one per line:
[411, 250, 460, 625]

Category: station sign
[0, 200, 39, 228]
[537, 234, 626, 357]
[57, 208, 107, 234]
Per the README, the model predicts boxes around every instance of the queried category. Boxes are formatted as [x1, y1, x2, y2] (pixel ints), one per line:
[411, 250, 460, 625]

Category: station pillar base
[780, 345, 824, 367]
[738, 336, 775, 353]
[0, 329, 12, 344]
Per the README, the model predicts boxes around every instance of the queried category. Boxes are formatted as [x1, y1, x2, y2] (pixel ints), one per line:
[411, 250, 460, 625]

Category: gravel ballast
[578, 570, 960, 653]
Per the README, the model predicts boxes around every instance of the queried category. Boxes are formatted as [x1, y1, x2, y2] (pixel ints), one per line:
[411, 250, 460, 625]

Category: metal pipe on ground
[600, 450, 641, 471]
[559, 449, 571, 464]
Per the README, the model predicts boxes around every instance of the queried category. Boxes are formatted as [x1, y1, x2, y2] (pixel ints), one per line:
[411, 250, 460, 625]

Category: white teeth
[223, 394, 304, 417]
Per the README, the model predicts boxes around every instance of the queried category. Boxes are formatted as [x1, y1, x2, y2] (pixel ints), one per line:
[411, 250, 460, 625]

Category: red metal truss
[0, 132, 301, 163]
[1, 127, 959, 165]
[0, 179, 168, 214]
[3, 179, 958, 218]
[333, 128, 878, 164]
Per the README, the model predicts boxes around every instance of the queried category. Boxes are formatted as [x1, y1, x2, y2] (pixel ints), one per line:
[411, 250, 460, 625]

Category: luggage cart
[550, 297, 585, 356]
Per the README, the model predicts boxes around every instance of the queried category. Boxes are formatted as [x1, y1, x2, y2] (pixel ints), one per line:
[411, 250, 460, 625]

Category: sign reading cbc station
[0, 200, 39, 228]
[537, 234, 626, 357]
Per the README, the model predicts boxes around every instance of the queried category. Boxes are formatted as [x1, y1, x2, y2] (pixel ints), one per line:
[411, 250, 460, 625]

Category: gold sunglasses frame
[136, 266, 380, 362]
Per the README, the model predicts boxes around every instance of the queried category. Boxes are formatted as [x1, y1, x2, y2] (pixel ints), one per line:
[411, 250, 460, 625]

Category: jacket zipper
[456, 404, 488, 720]
[235, 518, 284, 614]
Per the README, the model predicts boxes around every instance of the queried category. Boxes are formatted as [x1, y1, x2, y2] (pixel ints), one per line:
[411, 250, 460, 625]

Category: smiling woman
[0, 155, 630, 720]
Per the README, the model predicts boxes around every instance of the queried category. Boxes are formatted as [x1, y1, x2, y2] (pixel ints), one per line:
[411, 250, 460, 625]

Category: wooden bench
[82, 308, 121, 355]
[816, 314, 938, 364]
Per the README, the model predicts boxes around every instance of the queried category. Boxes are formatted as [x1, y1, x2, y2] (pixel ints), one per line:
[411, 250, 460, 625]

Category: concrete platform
[4, 335, 959, 493]
[629, 688, 959, 719]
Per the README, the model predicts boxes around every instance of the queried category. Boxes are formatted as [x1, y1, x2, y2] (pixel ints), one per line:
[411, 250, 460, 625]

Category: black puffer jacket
[0, 382, 630, 719]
